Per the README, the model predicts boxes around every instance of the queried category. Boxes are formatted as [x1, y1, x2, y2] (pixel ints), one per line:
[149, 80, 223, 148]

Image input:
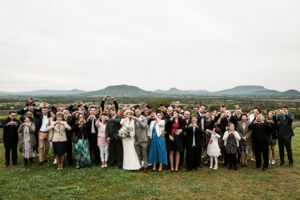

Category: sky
[0, 0, 299, 92]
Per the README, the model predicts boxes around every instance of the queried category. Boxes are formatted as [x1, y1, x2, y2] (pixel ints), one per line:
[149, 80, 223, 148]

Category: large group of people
[0, 96, 295, 172]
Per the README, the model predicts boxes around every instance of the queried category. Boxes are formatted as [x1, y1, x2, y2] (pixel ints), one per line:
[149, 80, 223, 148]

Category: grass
[0, 131, 300, 200]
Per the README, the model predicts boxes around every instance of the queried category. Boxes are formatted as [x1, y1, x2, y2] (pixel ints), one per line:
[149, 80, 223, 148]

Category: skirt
[53, 141, 67, 156]
[74, 138, 91, 167]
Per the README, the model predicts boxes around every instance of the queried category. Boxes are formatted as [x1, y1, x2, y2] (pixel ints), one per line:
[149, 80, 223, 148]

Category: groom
[105, 108, 122, 168]
[133, 108, 148, 173]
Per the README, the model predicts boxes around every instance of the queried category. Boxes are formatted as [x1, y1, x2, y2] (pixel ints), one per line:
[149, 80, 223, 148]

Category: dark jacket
[72, 124, 88, 140]
[277, 113, 295, 139]
[185, 125, 204, 148]
[248, 121, 272, 145]
[105, 115, 122, 140]
[1, 118, 21, 141]
[86, 116, 98, 135]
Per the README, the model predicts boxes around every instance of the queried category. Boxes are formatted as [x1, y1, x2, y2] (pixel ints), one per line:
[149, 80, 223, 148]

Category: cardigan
[148, 120, 166, 139]
[223, 130, 241, 147]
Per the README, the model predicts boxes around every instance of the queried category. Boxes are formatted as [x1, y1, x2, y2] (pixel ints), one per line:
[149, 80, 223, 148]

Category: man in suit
[86, 106, 100, 165]
[248, 114, 271, 171]
[0, 111, 20, 167]
[133, 108, 148, 173]
[185, 114, 203, 171]
[277, 105, 295, 168]
[181, 111, 192, 166]
[105, 108, 122, 168]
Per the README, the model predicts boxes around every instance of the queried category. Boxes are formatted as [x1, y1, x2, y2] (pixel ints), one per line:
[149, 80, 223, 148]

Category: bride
[120, 110, 141, 170]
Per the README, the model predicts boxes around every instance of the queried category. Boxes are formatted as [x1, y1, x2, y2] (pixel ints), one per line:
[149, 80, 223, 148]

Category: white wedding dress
[120, 118, 141, 170]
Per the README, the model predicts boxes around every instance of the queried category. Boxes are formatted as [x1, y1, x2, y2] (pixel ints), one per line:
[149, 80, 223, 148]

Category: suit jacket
[105, 115, 122, 140]
[248, 122, 272, 145]
[185, 125, 204, 148]
[277, 113, 294, 139]
[134, 115, 148, 143]
[236, 121, 252, 146]
[1, 118, 21, 141]
[86, 116, 98, 135]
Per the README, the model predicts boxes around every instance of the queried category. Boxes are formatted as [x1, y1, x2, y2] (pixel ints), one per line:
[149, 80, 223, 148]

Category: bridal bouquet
[118, 126, 133, 138]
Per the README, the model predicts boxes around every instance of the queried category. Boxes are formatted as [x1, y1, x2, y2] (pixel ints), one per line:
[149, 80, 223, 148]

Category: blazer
[277, 113, 295, 139]
[47, 121, 71, 142]
[1, 118, 21, 141]
[248, 122, 272, 145]
[148, 120, 165, 139]
[105, 115, 122, 140]
[185, 125, 204, 148]
[134, 115, 148, 143]
[236, 121, 252, 146]
[223, 131, 241, 147]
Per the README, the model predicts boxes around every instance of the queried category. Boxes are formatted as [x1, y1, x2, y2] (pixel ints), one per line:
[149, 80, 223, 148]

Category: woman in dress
[72, 116, 92, 169]
[120, 110, 141, 171]
[18, 116, 37, 166]
[266, 111, 277, 165]
[47, 112, 71, 170]
[166, 110, 183, 172]
[148, 111, 168, 172]
[237, 114, 252, 167]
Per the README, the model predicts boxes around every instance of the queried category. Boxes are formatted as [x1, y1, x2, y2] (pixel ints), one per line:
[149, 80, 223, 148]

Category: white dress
[207, 133, 221, 157]
[120, 118, 141, 170]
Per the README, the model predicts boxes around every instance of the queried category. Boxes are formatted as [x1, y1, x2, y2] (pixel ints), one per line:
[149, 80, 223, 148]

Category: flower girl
[207, 128, 221, 170]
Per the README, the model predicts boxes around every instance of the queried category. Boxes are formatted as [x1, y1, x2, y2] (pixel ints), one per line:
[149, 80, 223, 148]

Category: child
[223, 122, 241, 170]
[207, 128, 221, 170]
[96, 113, 109, 168]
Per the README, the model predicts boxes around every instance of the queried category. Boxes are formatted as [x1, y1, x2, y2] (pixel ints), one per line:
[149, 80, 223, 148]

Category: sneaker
[269, 160, 271, 164]
[209, 164, 213, 169]
[271, 160, 275, 165]
[213, 165, 218, 170]
[53, 159, 57, 165]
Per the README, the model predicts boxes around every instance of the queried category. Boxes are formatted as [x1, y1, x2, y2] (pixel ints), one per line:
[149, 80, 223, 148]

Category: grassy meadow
[0, 130, 299, 200]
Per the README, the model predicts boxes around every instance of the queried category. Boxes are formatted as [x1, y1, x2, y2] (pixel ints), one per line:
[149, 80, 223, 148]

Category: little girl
[223, 122, 241, 170]
[96, 113, 109, 168]
[207, 128, 221, 170]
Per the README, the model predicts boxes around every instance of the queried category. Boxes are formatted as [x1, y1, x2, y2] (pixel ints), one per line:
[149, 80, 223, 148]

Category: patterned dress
[18, 123, 38, 159]
[73, 125, 91, 167]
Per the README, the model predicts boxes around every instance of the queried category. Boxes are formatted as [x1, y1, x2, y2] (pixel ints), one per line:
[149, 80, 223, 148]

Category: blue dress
[148, 124, 168, 165]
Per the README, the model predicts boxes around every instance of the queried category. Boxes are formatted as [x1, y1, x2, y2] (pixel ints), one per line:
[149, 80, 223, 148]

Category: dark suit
[277, 113, 295, 164]
[64, 116, 74, 165]
[105, 115, 122, 168]
[185, 125, 204, 170]
[181, 119, 192, 165]
[1, 118, 20, 165]
[249, 121, 272, 168]
[86, 116, 100, 165]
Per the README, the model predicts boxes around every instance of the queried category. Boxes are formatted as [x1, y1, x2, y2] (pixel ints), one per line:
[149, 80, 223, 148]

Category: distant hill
[81, 85, 154, 97]
[0, 85, 300, 97]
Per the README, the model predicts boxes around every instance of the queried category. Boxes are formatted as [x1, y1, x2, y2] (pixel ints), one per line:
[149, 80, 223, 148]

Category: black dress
[226, 134, 238, 154]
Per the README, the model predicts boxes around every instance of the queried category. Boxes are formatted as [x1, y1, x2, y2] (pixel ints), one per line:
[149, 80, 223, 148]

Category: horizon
[0, 84, 298, 93]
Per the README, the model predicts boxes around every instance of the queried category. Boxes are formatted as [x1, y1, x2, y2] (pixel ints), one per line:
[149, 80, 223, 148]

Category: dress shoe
[288, 163, 293, 168]
[278, 162, 284, 166]
[262, 167, 268, 171]
[4, 163, 9, 168]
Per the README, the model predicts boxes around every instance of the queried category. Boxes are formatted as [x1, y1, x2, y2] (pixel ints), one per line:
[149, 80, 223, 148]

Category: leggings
[210, 156, 218, 167]
[99, 146, 109, 162]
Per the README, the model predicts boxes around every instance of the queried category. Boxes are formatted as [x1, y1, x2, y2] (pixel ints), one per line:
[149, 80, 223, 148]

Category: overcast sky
[0, 0, 299, 92]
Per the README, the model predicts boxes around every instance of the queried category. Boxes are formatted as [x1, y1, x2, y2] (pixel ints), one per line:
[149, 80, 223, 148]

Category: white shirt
[39, 115, 49, 132]
[192, 126, 196, 147]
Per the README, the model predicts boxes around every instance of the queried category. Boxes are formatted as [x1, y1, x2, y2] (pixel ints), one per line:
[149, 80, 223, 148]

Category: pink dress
[96, 122, 108, 147]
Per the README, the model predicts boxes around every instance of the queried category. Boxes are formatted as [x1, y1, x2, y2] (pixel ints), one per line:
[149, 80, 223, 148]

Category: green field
[0, 131, 299, 200]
